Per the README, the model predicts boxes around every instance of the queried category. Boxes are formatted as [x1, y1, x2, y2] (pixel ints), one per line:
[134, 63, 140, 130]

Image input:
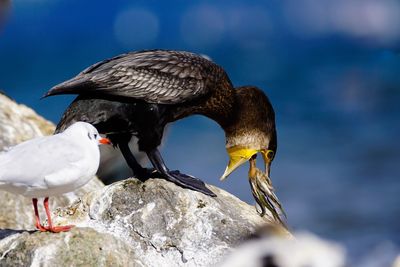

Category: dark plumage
[44, 50, 278, 199]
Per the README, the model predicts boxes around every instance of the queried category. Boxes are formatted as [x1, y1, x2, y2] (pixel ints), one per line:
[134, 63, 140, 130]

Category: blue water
[1, 1, 399, 265]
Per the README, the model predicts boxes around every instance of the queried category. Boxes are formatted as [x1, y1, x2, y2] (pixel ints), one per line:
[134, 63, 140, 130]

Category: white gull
[0, 122, 110, 232]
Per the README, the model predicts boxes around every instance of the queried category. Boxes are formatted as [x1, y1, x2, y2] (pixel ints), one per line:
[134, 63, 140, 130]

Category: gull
[0, 122, 110, 232]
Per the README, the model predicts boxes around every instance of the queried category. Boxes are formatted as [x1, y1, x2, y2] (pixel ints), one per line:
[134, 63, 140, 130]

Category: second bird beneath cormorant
[44, 50, 278, 199]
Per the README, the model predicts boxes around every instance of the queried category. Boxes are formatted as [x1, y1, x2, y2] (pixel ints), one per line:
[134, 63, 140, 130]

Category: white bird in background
[0, 122, 111, 232]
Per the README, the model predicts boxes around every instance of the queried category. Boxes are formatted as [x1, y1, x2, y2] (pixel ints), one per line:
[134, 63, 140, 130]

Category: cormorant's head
[220, 131, 277, 181]
[220, 86, 277, 181]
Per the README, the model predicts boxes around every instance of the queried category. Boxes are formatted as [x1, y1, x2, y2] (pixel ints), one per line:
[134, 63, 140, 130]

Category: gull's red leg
[43, 197, 74, 233]
[32, 198, 48, 232]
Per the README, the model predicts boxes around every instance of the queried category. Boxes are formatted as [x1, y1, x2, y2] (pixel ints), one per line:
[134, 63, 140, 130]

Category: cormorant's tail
[42, 76, 94, 99]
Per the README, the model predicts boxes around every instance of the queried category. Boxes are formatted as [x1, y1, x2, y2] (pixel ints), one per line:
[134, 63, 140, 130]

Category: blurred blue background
[1, 0, 399, 264]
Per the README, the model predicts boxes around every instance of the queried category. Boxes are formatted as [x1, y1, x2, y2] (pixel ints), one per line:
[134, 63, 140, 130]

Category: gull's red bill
[99, 137, 111, 145]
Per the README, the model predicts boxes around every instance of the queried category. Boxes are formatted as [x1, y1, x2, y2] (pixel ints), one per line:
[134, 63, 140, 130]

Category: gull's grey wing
[0, 136, 82, 186]
[44, 50, 227, 104]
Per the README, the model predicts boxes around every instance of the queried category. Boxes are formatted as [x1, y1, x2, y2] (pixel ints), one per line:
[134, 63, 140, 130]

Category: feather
[44, 50, 225, 104]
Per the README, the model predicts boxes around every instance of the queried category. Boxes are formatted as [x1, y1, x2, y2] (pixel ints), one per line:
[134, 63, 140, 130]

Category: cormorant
[43, 50, 277, 198]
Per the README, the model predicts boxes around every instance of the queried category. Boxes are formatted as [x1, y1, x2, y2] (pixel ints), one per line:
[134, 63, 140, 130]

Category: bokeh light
[180, 5, 225, 49]
[284, 0, 400, 45]
[114, 7, 159, 48]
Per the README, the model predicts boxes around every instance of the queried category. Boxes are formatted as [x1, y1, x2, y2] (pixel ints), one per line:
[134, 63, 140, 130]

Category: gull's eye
[94, 133, 98, 139]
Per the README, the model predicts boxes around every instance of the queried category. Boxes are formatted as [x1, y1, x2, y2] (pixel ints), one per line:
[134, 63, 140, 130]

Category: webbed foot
[162, 169, 216, 197]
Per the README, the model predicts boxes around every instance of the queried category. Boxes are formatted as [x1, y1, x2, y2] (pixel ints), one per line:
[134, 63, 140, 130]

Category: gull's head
[63, 122, 111, 146]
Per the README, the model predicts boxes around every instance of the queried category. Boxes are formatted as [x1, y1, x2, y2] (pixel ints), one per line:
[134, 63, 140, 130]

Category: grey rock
[0, 228, 140, 267]
[0, 93, 289, 266]
[0, 177, 288, 267]
[34, 178, 288, 267]
[0, 93, 54, 151]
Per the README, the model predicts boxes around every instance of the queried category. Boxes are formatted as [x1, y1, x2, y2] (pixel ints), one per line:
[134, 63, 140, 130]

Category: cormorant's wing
[44, 50, 227, 104]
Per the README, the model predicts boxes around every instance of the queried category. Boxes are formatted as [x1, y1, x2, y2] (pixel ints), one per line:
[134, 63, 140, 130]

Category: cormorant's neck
[208, 93, 238, 129]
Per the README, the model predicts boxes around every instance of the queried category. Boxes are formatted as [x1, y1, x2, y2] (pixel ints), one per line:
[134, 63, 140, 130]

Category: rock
[0, 93, 289, 266]
[0, 93, 54, 151]
[0, 93, 104, 230]
[0, 228, 140, 266]
[67, 178, 289, 266]
[1, 178, 288, 266]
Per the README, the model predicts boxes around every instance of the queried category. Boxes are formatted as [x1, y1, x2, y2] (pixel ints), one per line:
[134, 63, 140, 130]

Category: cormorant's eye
[266, 150, 274, 161]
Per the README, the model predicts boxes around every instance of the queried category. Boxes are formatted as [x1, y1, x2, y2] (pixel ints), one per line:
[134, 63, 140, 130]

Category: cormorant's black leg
[118, 141, 152, 181]
[146, 148, 216, 197]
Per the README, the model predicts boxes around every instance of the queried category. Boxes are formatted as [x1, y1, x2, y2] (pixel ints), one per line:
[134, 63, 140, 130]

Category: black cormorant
[44, 50, 277, 198]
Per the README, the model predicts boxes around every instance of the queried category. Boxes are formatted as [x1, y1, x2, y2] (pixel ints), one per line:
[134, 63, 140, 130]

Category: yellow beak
[220, 147, 258, 181]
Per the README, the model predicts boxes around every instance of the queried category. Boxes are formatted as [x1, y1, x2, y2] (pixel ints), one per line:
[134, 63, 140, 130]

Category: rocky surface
[0, 93, 289, 266]
[0, 178, 287, 266]
[0, 93, 54, 151]
[0, 228, 139, 267]
[58, 178, 285, 267]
